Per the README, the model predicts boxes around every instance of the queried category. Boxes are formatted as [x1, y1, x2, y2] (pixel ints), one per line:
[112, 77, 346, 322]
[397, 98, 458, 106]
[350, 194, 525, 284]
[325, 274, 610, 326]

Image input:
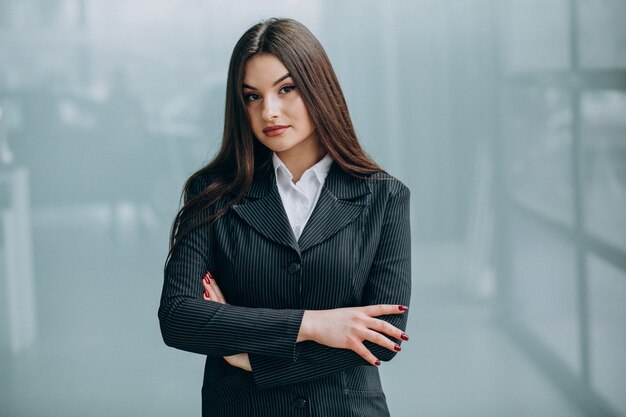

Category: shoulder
[185, 170, 221, 202]
[184, 174, 207, 202]
[187, 171, 219, 197]
[363, 170, 410, 200]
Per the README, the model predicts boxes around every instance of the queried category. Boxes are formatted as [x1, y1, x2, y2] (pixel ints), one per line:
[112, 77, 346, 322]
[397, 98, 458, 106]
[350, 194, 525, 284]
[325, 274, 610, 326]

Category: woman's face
[242, 53, 318, 157]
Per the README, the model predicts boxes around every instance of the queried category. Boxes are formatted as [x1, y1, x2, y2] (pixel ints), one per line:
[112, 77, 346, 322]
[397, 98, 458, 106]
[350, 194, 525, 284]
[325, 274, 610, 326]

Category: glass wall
[497, 0, 626, 415]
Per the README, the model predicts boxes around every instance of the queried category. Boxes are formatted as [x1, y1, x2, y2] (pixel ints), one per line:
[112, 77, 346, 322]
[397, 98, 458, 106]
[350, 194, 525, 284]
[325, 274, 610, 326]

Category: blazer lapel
[231, 162, 300, 253]
[298, 161, 370, 252]
[231, 160, 371, 254]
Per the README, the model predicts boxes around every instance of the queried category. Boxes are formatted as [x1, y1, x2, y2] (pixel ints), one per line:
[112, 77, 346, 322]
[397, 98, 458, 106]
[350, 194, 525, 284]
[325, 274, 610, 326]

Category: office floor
[0, 202, 587, 417]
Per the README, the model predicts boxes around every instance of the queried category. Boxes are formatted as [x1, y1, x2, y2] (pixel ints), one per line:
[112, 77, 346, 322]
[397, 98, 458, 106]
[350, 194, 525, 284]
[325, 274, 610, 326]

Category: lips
[263, 125, 289, 136]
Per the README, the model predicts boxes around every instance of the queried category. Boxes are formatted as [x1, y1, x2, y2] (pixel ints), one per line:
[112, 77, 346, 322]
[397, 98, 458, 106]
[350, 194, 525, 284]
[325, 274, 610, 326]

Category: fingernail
[401, 333, 409, 341]
[204, 290, 210, 299]
[394, 344, 401, 351]
[374, 360, 381, 366]
[203, 276, 209, 284]
[398, 305, 408, 311]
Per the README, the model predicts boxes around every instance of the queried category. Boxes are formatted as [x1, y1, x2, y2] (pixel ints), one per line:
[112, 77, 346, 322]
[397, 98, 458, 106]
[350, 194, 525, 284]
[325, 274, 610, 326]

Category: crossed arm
[159, 177, 412, 390]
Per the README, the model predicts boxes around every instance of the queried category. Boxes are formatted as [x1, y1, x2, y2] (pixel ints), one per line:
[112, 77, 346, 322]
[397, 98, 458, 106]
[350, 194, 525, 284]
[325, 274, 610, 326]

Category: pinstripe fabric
[159, 160, 412, 417]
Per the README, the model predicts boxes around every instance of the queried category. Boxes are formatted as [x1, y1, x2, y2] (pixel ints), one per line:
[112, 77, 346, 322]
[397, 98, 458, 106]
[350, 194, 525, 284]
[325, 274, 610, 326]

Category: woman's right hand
[297, 305, 409, 366]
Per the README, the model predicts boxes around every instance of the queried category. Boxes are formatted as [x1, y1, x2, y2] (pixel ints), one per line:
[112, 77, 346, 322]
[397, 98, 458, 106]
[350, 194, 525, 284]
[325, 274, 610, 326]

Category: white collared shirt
[272, 151, 334, 241]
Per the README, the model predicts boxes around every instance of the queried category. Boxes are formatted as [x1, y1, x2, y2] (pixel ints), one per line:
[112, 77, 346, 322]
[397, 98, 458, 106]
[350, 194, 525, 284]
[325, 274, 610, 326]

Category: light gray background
[1, 1, 624, 416]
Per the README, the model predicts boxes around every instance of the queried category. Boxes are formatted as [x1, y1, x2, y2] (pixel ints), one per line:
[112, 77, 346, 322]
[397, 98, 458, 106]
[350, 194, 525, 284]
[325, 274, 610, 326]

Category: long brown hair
[167, 17, 388, 262]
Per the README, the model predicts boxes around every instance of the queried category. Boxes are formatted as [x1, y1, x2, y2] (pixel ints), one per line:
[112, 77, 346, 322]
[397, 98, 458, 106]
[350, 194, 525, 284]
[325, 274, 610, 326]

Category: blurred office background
[0, 0, 624, 416]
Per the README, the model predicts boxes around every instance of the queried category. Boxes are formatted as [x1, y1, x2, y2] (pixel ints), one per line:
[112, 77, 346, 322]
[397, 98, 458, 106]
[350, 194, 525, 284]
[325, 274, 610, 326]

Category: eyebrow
[242, 73, 292, 90]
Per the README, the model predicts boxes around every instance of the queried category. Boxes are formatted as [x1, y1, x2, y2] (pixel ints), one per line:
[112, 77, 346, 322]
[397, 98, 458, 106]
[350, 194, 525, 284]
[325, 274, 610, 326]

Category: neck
[275, 138, 326, 183]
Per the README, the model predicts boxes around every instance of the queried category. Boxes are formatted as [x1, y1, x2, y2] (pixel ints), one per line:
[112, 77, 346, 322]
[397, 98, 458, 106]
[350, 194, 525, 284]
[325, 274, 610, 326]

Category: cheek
[246, 107, 262, 133]
[292, 98, 313, 126]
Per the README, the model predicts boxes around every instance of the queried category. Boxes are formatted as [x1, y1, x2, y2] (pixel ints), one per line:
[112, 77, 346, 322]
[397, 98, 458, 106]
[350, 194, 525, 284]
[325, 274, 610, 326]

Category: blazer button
[287, 262, 301, 274]
[292, 397, 308, 409]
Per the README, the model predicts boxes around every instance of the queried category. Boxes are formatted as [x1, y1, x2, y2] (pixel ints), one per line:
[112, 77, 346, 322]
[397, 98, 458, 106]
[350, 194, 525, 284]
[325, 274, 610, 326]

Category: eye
[280, 85, 296, 94]
[243, 92, 261, 102]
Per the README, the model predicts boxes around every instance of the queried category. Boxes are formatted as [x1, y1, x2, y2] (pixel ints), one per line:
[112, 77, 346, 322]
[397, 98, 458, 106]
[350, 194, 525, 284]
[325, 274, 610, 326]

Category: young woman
[158, 17, 412, 417]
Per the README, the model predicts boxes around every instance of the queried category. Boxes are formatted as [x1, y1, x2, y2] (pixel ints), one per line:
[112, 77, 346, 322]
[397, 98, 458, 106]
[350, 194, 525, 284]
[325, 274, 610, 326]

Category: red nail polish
[401, 333, 409, 341]
[394, 344, 401, 351]
[204, 290, 210, 298]
[398, 305, 408, 311]
[203, 276, 209, 284]
[374, 360, 381, 366]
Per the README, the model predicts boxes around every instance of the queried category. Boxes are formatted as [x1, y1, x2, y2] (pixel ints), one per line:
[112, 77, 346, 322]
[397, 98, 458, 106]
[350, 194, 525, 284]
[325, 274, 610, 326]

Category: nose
[262, 94, 280, 121]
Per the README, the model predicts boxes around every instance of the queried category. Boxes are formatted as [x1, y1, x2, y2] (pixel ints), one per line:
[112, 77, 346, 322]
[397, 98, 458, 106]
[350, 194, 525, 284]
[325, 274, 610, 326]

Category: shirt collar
[272, 151, 334, 184]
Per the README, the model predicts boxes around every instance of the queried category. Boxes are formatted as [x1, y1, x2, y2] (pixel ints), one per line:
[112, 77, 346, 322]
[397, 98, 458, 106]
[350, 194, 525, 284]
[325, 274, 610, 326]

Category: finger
[362, 328, 401, 353]
[366, 317, 407, 341]
[350, 340, 380, 366]
[205, 276, 225, 304]
[202, 274, 213, 300]
[206, 280, 221, 303]
[202, 277, 212, 300]
[362, 304, 408, 317]
[207, 274, 227, 303]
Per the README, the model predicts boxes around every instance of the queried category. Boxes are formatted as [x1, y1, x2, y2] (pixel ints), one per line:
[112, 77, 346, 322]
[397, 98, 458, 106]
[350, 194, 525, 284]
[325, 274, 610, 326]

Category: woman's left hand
[202, 272, 252, 372]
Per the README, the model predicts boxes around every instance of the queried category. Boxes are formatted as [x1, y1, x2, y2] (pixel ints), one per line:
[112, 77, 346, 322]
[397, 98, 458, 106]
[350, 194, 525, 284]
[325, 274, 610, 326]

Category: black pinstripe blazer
[158, 159, 412, 417]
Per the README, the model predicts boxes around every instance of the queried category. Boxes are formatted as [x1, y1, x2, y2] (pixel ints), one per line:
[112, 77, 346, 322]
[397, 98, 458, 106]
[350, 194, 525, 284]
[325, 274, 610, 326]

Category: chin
[259, 139, 297, 153]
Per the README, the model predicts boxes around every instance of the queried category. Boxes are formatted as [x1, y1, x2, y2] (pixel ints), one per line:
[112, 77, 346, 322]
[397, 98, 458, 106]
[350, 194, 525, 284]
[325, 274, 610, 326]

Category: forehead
[242, 53, 289, 86]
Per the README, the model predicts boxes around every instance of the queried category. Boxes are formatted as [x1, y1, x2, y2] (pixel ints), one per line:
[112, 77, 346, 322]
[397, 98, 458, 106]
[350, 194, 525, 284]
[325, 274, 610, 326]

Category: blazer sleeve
[158, 176, 305, 360]
[248, 183, 412, 390]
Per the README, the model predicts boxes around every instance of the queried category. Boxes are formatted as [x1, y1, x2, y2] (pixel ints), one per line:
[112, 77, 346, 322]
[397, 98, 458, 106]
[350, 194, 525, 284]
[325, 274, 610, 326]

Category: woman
[158, 17, 412, 417]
